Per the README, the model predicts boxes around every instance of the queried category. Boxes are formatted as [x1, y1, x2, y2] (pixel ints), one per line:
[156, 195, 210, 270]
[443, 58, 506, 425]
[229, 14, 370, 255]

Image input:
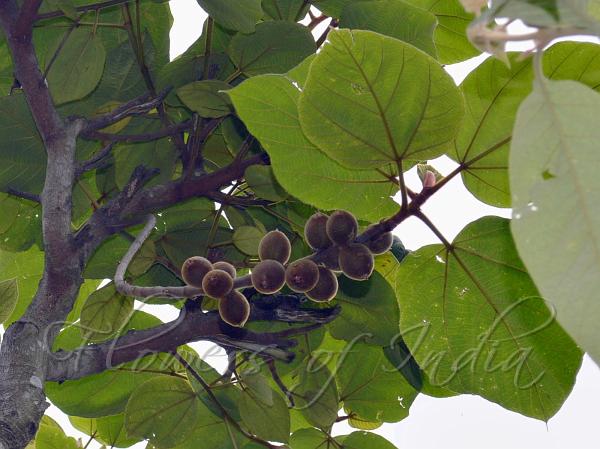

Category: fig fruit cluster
[305, 210, 393, 282]
[181, 257, 249, 327]
[180, 210, 394, 328]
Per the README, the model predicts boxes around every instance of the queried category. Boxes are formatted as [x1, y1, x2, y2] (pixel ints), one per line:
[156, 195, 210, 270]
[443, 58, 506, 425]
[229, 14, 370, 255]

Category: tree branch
[83, 120, 192, 143]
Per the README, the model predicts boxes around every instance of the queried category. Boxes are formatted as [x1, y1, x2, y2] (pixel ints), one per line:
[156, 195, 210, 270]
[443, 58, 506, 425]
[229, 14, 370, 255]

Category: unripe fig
[304, 213, 332, 250]
[213, 261, 237, 279]
[251, 259, 286, 294]
[326, 210, 358, 245]
[181, 256, 213, 288]
[285, 259, 320, 293]
[339, 243, 374, 281]
[306, 267, 338, 302]
[258, 230, 291, 264]
[365, 226, 394, 255]
[219, 290, 251, 327]
[202, 269, 234, 298]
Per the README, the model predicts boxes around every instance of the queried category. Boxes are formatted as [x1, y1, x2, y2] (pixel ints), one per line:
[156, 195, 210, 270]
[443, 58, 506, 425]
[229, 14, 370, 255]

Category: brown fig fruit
[202, 269, 234, 298]
[304, 212, 332, 250]
[339, 243, 374, 281]
[251, 259, 286, 294]
[219, 290, 251, 327]
[285, 259, 320, 293]
[365, 226, 393, 255]
[326, 210, 358, 245]
[213, 261, 237, 279]
[181, 256, 213, 288]
[320, 245, 341, 272]
[306, 267, 338, 302]
[258, 230, 292, 264]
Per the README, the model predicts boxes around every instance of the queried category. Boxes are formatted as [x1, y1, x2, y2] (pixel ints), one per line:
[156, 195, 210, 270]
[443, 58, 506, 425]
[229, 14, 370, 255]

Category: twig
[83, 120, 191, 143]
[316, 19, 338, 47]
[264, 357, 294, 406]
[6, 188, 41, 203]
[76, 142, 114, 176]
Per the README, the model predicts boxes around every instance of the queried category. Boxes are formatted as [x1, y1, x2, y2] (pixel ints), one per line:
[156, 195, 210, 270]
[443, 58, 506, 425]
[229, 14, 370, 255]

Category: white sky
[1, 2, 599, 448]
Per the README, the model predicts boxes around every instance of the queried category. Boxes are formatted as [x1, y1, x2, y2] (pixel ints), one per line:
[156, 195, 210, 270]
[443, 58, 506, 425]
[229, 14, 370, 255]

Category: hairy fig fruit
[326, 210, 358, 245]
[365, 226, 393, 255]
[181, 256, 213, 288]
[285, 259, 320, 293]
[339, 243, 374, 281]
[251, 259, 286, 294]
[213, 261, 237, 279]
[306, 267, 338, 302]
[202, 269, 234, 298]
[258, 230, 291, 264]
[304, 212, 332, 250]
[219, 290, 251, 327]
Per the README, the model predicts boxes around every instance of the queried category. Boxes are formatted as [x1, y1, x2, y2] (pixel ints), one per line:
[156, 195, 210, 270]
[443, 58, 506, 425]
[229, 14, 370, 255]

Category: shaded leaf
[196, 0, 263, 32]
[0, 278, 18, 323]
[177, 80, 233, 118]
[239, 387, 290, 443]
[80, 283, 135, 342]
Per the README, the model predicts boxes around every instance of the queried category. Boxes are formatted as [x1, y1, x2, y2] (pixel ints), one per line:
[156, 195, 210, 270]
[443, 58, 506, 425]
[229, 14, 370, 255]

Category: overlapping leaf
[510, 76, 600, 364]
[298, 29, 463, 169]
[397, 216, 582, 420]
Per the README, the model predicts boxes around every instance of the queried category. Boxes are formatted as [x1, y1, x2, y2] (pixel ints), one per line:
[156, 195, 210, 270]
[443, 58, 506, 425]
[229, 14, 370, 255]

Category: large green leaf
[196, 0, 263, 32]
[340, 0, 437, 58]
[125, 376, 198, 447]
[228, 73, 399, 222]
[299, 29, 463, 169]
[343, 431, 397, 449]
[228, 21, 315, 76]
[337, 343, 418, 423]
[0, 194, 42, 252]
[96, 413, 140, 448]
[454, 54, 533, 207]
[0, 95, 45, 194]
[454, 42, 600, 208]
[46, 27, 106, 105]
[510, 77, 600, 365]
[291, 365, 340, 429]
[398, 216, 582, 420]
[239, 387, 290, 443]
[329, 273, 400, 346]
[79, 283, 135, 342]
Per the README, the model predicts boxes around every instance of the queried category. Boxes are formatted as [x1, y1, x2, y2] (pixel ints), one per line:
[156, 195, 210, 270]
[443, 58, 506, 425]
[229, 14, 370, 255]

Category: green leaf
[291, 365, 339, 428]
[383, 339, 424, 391]
[343, 431, 397, 449]
[233, 226, 265, 256]
[239, 387, 290, 443]
[0, 278, 18, 323]
[45, 0, 77, 20]
[0, 194, 42, 252]
[1, 246, 44, 327]
[263, 0, 310, 20]
[114, 120, 178, 190]
[312, 0, 360, 16]
[46, 27, 106, 105]
[196, 0, 263, 32]
[97, 413, 140, 448]
[0, 95, 45, 194]
[405, 0, 480, 64]
[337, 343, 418, 423]
[228, 21, 315, 76]
[340, 0, 437, 58]
[454, 42, 600, 208]
[80, 283, 135, 342]
[454, 54, 533, 207]
[46, 312, 162, 417]
[177, 80, 233, 118]
[329, 272, 400, 346]
[228, 73, 399, 222]
[510, 77, 600, 365]
[244, 165, 288, 202]
[125, 376, 198, 447]
[35, 418, 79, 449]
[289, 427, 329, 449]
[299, 29, 463, 169]
[398, 216, 582, 420]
